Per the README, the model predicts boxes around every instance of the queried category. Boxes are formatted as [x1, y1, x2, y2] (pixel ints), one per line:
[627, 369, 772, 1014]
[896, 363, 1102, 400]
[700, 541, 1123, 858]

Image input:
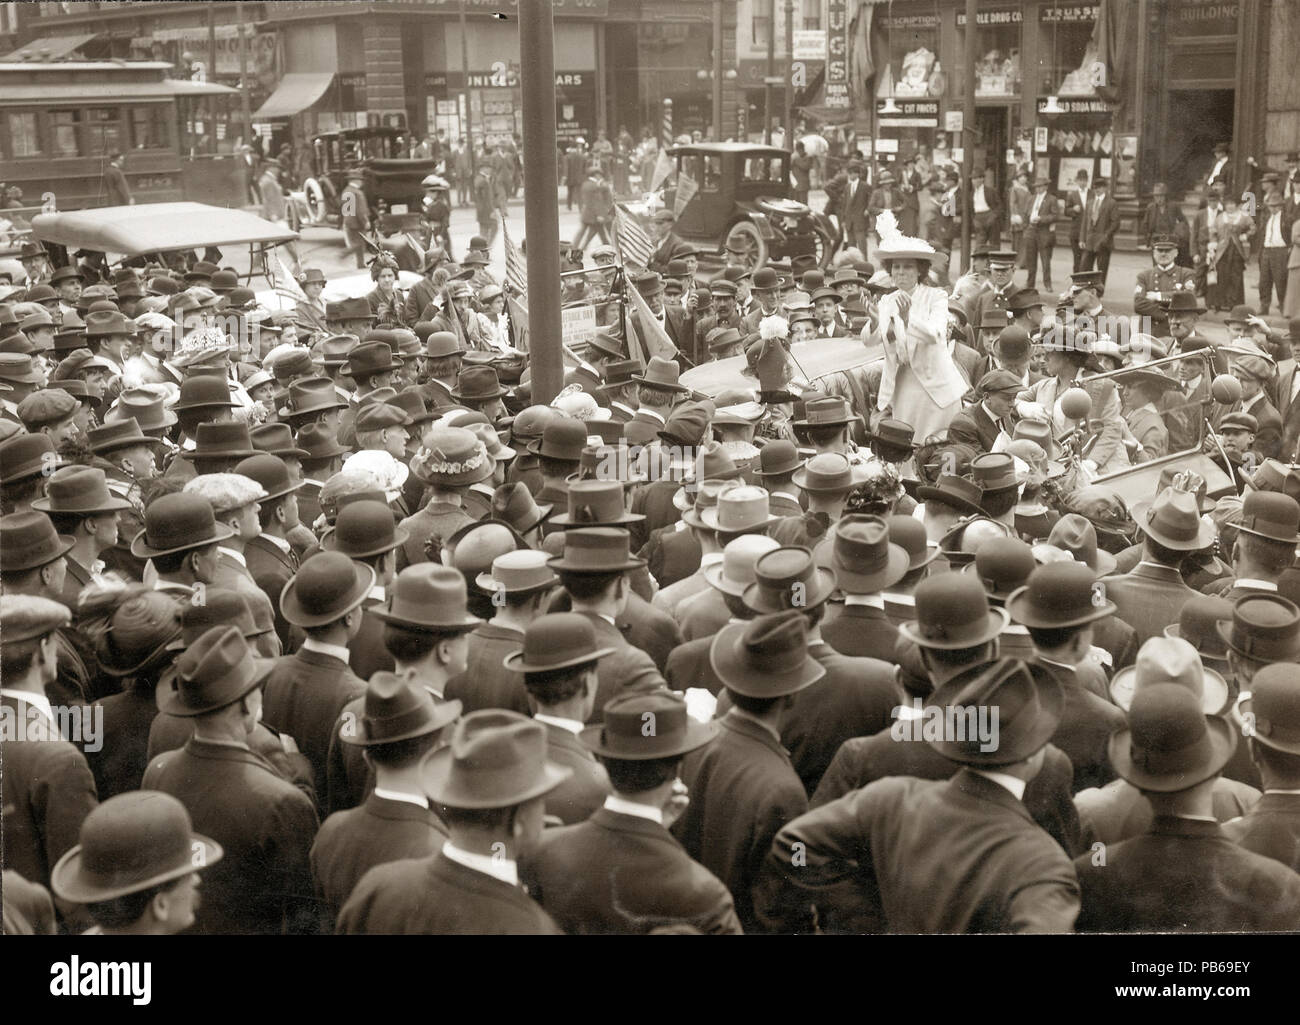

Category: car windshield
[741, 156, 785, 183]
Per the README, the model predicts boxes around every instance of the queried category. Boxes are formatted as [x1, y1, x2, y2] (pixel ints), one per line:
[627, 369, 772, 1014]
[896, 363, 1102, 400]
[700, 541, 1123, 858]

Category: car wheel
[304, 178, 328, 225]
[725, 221, 767, 272]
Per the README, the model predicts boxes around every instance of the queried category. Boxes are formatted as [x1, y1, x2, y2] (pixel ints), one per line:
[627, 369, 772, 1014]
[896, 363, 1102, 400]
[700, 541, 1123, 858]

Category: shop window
[877, 12, 944, 99]
[49, 110, 82, 157]
[1039, 4, 1101, 96]
[6, 112, 40, 157]
[84, 107, 124, 157]
[128, 106, 170, 150]
[957, 8, 1024, 97]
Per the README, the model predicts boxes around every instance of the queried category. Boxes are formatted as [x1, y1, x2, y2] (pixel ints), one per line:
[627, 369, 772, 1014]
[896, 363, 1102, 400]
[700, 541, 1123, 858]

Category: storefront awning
[0, 78, 238, 102]
[1, 33, 101, 62]
[253, 73, 334, 120]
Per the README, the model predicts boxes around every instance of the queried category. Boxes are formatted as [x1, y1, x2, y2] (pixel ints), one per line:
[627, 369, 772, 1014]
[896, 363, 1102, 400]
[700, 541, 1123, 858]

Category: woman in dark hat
[365, 253, 409, 329]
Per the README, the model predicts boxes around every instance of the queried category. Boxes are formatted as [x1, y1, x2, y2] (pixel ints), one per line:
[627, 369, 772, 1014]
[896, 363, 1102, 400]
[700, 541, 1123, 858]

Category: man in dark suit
[946, 370, 1022, 455]
[1075, 683, 1300, 931]
[0, 597, 99, 894]
[322, 499, 406, 681]
[509, 614, 614, 824]
[969, 251, 1019, 331]
[1223, 664, 1300, 871]
[142, 626, 319, 934]
[818, 516, 907, 662]
[969, 168, 1003, 251]
[235, 454, 302, 651]
[1258, 190, 1293, 314]
[757, 656, 1080, 933]
[262, 553, 372, 799]
[338, 710, 568, 934]
[1234, 350, 1284, 461]
[1064, 168, 1090, 273]
[755, 440, 804, 519]
[309, 673, 460, 927]
[647, 209, 689, 276]
[1080, 175, 1120, 290]
[1020, 176, 1061, 291]
[524, 691, 742, 933]
[839, 160, 871, 255]
[674, 611, 821, 933]
[1273, 319, 1300, 461]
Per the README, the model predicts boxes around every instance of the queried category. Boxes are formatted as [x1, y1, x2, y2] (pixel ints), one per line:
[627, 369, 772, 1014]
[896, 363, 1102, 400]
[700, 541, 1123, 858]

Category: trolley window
[49, 110, 83, 157]
[84, 106, 124, 157]
[5, 112, 40, 157]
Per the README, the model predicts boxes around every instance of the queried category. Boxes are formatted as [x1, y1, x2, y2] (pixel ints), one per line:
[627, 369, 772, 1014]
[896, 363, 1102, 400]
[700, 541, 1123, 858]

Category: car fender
[729, 211, 777, 241]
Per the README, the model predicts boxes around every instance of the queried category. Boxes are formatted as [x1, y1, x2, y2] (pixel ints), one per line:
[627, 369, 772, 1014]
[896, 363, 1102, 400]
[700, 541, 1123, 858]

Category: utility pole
[207, 2, 217, 151]
[712, 0, 723, 141]
[461, 2, 475, 174]
[518, 0, 563, 405]
[961, 0, 977, 273]
[763, 0, 775, 144]
[784, 0, 795, 148]
[236, 2, 251, 147]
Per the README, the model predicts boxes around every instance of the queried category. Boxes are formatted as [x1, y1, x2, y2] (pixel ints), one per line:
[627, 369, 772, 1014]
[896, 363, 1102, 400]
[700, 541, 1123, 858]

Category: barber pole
[661, 98, 673, 151]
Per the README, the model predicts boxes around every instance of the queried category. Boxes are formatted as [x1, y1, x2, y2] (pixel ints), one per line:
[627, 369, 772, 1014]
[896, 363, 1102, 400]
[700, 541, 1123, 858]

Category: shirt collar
[844, 594, 885, 609]
[302, 637, 353, 663]
[970, 768, 1027, 801]
[261, 533, 292, 554]
[372, 786, 429, 809]
[534, 713, 584, 735]
[637, 408, 666, 425]
[1235, 578, 1279, 592]
[603, 794, 664, 824]
[219, 546, 246, 567]
[728, 706, 782, 744]
[700, 552, 725, 569]
[368, 584, 386, 602]
[441, 841, 518, 887]
[0, 689, 53, 724]
[771, 491, 800, 502]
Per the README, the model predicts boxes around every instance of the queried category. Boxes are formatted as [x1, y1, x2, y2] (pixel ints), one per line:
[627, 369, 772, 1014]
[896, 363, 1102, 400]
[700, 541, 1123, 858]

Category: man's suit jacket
[1243, 394, 1284, 461]
[1023, 192, 1062, 242]
[664, 631, 727, 695]
[445, 622, 530, 715]
[617, 591, 682, 673]
[945, 402, 1006, 453]
[639, 524, 702, 589]
[673, 584, 731, 643]
[143, 737, 319, 934]
[243, 534, 299, 650]
[337, 850, 562, 934]
[310, 792, 448, 926]
[758, 768, 1080, 933]
[840, 179, 871, 235]
[1075, 776, 1259, 847]
[542, 722, 611, 825]
[624, 410, 668, 448]
[2, 869, 57, 935]
[951, 341, 985, 387]
[820, 602, 901, 662]
[573, 611, 665, 723]
[214, 553, 277, 635]
[1081, 193, 1120, 252]
[1223, 792, 1300, 872]
[1101, 562, 1199, 645]
[1, 694, 99, 890]
[652, 566, 710, 621]
[348, 598, 396, 682]
[1074, 815, 1300, 932]
[262, 646, 368, 798]
[649, 231, 689, 275]
[674, 710, 810, 933]
[524, 806, 743, 934]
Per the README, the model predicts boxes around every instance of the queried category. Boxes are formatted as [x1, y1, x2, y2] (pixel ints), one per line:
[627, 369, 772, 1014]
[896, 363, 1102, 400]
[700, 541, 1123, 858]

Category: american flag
[614, 203, 653, 270]
[502, 222, 528, 299]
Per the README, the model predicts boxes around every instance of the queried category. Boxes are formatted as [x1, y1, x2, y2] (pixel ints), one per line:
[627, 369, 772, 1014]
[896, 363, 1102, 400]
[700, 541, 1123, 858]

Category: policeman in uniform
[969, 250, 1019, 331]
[1133, 234, 1197, 338]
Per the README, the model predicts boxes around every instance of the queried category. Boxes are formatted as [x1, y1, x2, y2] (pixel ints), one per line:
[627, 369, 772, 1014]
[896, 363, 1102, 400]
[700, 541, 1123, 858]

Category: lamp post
[712, 0, 723, 142]
[960, 0, 977, 273]
[763, 0, 775, 144]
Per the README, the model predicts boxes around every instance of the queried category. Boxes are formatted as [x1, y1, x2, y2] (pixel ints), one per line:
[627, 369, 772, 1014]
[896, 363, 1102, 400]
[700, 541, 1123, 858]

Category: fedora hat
[30, 466, 131, 516]
[167, 588, 267, 651]
[1045, 513, 1117, 574]
[962, 536, 1037, 603]
[157, 625, 274, 717]
[296, 422, 348, 462]
[701, 484, 777, 534]
[710, 610, 826, 698]
[183, 261, 218, 282]
[0, 432, 65, 484]
[1006, 561, 1116, 630]
[249, 423, 310, 461]
[865, 418, 917, 452]
[595, 359, 641, 390]
[49, 792, 222, 905]
[0, 352, 43, 384]
[1239, 664, 1300, 756]
[630, 355, 688, 393]
[322, 498, 409, 559]
[476, 548, 558, 597]
[1217, 594, 1300, 663]
[793, 396, 856, 429]
[679, 478, 737, 527]
[318, 333, 360, 366]
[234, 453, 302, 504]
[1130, 488, 1215, 551]
[551, 479, 645, 527]
[410, 427, 494, 488]
[582, 690, 719, 760]
[86, 418, 170, 458]
[1110, 683, 1236, 793]
[339, 672, 462, 748]
[915, 473, 985, 516]
[743, 546, 836, 614]
[1164, 594, 1233, 666]
[548, 526, 645, 575]
[792, 452, 867, 496]
[490, 482, 553, 536]
[813, 514, 909, 595]
[1110, 636, 1229, 715]
[171, 375, 237, 412]
[527, 417, 589, 461]
[1236, 491, 1300, 545]
[885, 514, 939, 572]
[130, 492, 234, 559]
[451, 365, 507, 402]
[104, 388, 178, 431]
[0, 511, 75, 573]
[371, 563, 482, 632]
[181, 421, 257, 462]
[280, 552, 375, 629]
[503, 611, 615, 674]
[279, 377, 348, 418]
[347, 341, 402, 379]
[422, 709, 572, 809]
[928, 657, 1064, 766]
[899, 573, 1009, 650]
[84, 310, 136, 338]
[325, 297, 373, 322]
[703, 534, 781, 597]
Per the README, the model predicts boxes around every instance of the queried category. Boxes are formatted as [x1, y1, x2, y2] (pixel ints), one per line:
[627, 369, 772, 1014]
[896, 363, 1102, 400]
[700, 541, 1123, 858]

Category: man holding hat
[1079, 175, 1119, 290]
[0, 594, 98, 893]
[143, 625, 318, 934]
[1021, 176, 1061, 291]
[310, 672, 461, 925]
[523, 689, 741, 934]
[1135, 233, 1196, 337]
[759, 656, 1079, 933]
[50, 791, 222, 936]
[1074, 682, 1300, 931]
[337, 709, 570, 934]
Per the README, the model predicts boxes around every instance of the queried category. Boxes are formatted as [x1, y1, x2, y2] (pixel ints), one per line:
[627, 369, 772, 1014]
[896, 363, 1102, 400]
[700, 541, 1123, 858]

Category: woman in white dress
[871, 214, 966, 442]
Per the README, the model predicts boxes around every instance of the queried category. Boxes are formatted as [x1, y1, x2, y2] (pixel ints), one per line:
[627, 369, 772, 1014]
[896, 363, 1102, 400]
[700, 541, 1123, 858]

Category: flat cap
[1220, 411, 1259, 433]
[183, 472, 269, 516]
[16, 388, 79, 428]
[0, 594, 71, 644]
[355, 402, 409, 433]
[977, 369, 1024, 395]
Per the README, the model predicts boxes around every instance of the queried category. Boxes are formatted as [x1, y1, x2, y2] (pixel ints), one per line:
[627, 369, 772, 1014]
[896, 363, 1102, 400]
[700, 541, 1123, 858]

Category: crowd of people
[6, 148, 1300, 937]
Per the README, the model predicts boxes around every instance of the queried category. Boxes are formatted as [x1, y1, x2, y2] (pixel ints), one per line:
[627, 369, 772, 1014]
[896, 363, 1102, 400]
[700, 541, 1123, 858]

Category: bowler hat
[547, 526, 645, 575]
[743, 545, 836, 614]
[476, 548, 558, 597]
[1239, 664, 1300, 755]
[898, 573, 1009, 650]
[1165, 291, 1205, 314]
[754, 439, 804, 478]
[280, 552, 375, 629]
[371, 563, 482, 632]
[527, 417, 589, 461]
[0, 432, 65, 484]
[322, 498, 408, 559]
[582, 690, 718, 760]
[1109, 636, 1230, 715]
[963, 536, 1037, 602]
[157, 625, 274, 717]
[84, 310, 136, 338]
[1164, 594, 1234, 665]
[929, 658, 1064, 766]
[424, 330, 465, 359]
[814, 514, 909, 595]
[1236, 491, 1300, 545]
[993, 326, 1032, 361]
[181, 421, 257, 463]
[503, 612, 615, 674]
[30, 465, 131, 516]
[234, 452, 302, 504]
[1217, 593, 1300, 662]
[422, 709, 572, 809]
[130, 493, 234, 559]
[0, 511, 75, 573]
[885, 514, 939, 571]
[184, 261, 218, 282]
[50, 792, 222, 905]
[1110, 683, 1236, 793]
[1130, 488, 1215, 551]
[339, 672, 462, 748]
[1005, 561, 1116, 629]
[171, 375, 237, 412]
[710, 610, 826, 698]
